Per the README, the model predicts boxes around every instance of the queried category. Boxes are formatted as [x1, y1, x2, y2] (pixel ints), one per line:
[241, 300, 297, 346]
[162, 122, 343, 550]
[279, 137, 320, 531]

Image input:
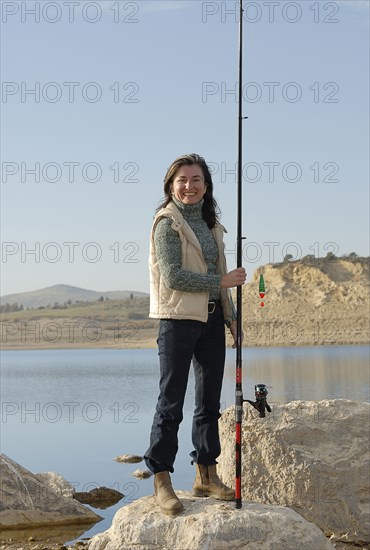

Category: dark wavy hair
[157, 153, 220, 229]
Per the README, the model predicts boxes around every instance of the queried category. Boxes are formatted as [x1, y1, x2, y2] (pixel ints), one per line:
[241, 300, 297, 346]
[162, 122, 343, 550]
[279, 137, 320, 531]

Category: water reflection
[222, 346, 370, 405]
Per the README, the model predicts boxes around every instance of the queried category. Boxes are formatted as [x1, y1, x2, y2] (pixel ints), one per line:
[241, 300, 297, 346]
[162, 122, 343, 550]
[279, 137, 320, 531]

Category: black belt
[208, 300, 221, 314]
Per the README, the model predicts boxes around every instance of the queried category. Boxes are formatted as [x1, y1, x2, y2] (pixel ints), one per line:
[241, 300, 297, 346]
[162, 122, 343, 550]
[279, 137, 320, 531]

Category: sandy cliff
[232, 256, 369, 347]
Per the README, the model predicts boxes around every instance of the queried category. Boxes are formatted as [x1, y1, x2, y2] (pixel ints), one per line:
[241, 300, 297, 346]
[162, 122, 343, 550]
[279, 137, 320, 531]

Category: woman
[144, 153, 246, 515]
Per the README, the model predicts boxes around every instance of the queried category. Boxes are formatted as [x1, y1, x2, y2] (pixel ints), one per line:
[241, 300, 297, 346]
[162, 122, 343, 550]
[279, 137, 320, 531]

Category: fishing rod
[235, 0, 245, 511]
[234, 1, 271, 510]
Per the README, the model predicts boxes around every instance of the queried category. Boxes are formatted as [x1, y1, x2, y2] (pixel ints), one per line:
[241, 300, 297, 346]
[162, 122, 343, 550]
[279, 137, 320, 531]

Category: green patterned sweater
[153, 197, 222, 300]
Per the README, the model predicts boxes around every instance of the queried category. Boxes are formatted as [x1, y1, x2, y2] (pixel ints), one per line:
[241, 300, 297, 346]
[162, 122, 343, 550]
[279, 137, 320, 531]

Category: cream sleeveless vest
[149, 202, 233, 324]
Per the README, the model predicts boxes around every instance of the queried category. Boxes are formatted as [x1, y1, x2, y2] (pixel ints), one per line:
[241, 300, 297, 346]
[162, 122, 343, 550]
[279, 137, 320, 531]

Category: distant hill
[0, 284, 148, 309]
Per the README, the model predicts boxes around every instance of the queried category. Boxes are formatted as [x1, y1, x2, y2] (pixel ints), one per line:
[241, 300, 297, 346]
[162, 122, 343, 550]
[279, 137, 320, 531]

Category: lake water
[1, 345, 369, 544]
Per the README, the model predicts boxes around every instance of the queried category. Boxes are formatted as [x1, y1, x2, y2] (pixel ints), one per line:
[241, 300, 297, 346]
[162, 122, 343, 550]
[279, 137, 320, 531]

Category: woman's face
[171, 164, 207, 205]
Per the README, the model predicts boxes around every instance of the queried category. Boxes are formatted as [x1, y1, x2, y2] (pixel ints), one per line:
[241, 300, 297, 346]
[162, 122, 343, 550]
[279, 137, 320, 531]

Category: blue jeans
[144, 303, 226, 474]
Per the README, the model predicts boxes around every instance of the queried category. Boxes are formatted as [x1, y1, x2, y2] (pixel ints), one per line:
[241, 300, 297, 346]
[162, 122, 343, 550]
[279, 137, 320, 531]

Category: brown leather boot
[154, 471, 184, 516]
[192, 464, 234, 501]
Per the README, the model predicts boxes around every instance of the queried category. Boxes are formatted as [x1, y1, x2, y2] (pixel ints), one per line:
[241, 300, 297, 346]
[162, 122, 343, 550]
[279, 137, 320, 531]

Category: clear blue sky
[1, 0, 369, 296]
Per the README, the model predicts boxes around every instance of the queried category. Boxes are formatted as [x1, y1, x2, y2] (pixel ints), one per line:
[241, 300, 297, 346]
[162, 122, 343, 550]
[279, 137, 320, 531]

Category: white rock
[88, 491, 333, 550]
[114, 454, 143, 464]
[131, 469, 152, 479]
[0, 454, 101, 528]
[218, 399, 370, 544]
[35, 471, 75, 498]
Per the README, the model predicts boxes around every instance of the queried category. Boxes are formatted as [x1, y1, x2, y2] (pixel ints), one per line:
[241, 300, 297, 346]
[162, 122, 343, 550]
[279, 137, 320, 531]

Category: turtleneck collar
[172, 196, 204, 219]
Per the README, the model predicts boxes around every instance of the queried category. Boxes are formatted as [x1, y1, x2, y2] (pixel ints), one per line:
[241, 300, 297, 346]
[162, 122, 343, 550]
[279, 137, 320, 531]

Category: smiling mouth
[183, 192, 197, 196]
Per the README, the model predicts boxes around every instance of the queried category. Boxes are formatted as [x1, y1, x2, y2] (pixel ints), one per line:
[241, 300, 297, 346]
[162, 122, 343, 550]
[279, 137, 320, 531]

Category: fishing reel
[245, 383, 271, 418]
